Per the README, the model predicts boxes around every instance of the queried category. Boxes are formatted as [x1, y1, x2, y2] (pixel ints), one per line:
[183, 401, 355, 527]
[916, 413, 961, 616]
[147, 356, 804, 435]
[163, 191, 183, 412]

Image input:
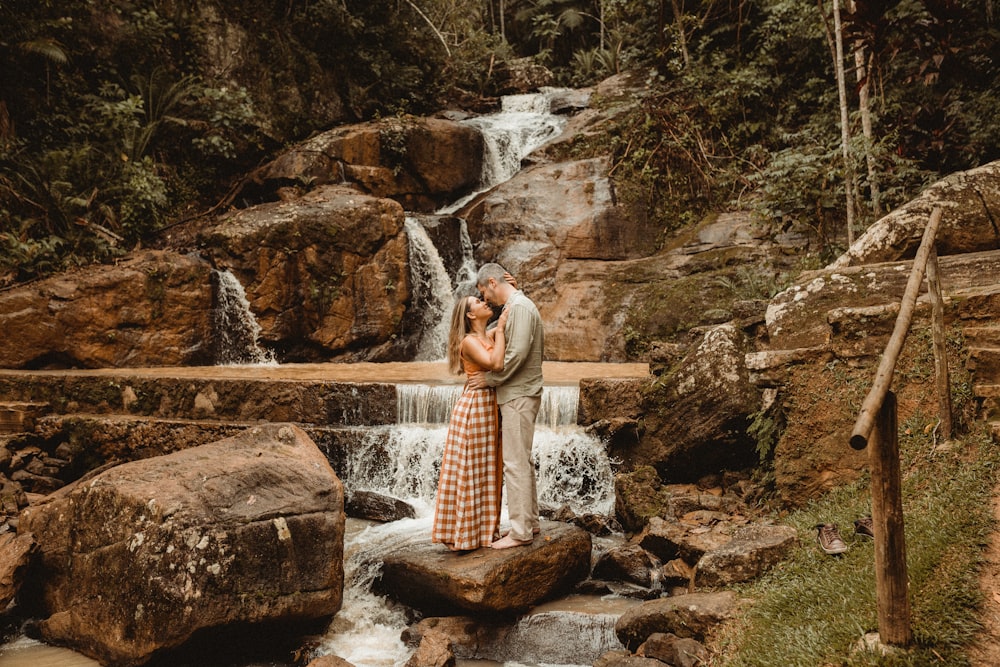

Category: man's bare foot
[490, 534, 532, 549]
[500, 527, 541, 537]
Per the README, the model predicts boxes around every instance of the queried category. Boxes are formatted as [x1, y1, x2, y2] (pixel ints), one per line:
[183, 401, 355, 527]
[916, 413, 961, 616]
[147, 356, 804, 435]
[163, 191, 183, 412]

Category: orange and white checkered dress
[431, 337, 503, 550]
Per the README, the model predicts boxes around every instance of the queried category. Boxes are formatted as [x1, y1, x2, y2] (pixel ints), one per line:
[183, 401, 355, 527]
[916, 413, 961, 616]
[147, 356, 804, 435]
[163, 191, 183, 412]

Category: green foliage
[747, 406, 781, 462]
[720, 426, 1000, 666]
[2, 0, 998, 285]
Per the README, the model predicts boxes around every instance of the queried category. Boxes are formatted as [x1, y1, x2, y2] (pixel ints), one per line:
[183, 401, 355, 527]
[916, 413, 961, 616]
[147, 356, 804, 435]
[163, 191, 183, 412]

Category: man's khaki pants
[500, 394, 541, 541]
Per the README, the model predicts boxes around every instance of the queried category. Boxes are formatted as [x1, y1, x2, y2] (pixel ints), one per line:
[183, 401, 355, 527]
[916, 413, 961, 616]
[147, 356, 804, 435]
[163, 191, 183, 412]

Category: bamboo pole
[870, 391, 912, 645]
[850, 207, 944, 450]
[925, 247, 953, 440]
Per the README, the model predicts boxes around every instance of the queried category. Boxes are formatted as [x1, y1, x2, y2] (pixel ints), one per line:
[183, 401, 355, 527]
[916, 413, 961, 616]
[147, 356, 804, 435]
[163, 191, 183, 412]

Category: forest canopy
[1, 0, 998, 283]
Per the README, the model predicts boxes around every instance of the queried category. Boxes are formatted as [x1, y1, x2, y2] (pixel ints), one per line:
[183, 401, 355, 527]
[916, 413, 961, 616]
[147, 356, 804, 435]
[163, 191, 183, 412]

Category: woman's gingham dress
[431, 337, 503, 550]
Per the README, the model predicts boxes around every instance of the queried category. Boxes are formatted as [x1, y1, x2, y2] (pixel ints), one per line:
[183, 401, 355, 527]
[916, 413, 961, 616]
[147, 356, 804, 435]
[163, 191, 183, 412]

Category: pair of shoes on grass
[815, 517, 874, 555]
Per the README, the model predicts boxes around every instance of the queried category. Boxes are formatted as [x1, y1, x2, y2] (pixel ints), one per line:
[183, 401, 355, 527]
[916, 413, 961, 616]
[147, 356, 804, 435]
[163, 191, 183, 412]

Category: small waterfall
[404, 218, 455, 361]
[341, 423, 617, 515]
[211, 269, 276, 366]
[397, 384, 580, 427]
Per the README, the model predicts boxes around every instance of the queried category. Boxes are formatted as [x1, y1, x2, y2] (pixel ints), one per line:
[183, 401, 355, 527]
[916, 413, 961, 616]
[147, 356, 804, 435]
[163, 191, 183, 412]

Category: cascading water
[211, 269, 276, 366]
[318, 384, 621, 666]
[439, 89, 571, 215]
[406, 88, 572, 361]
[404, 218, 457, 361]
[322, 89, 626, 666]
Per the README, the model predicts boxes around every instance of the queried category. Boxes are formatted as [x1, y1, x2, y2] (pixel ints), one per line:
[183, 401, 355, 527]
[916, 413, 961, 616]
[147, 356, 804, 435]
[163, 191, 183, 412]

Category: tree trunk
[832, 0, 856, 244]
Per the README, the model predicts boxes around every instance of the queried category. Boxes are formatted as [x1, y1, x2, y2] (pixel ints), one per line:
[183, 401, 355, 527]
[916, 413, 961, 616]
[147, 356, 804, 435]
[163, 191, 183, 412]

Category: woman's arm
[463, 310, 507, 372]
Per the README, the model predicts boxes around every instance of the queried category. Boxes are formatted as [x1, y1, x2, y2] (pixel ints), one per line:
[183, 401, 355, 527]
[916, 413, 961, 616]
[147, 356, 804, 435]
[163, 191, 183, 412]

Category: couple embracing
[431, 262, 544, 551]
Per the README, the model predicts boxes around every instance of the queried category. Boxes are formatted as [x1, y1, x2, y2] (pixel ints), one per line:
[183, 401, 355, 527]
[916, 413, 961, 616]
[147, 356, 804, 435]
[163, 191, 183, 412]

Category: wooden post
[851, 206, 943, 450]
[925, 247, 953, 440]
[870, 391, 912, 645]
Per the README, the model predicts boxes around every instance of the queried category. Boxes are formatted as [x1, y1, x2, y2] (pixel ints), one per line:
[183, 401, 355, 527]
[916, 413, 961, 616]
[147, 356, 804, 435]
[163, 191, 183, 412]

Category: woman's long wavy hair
[447, 296, 473, 375]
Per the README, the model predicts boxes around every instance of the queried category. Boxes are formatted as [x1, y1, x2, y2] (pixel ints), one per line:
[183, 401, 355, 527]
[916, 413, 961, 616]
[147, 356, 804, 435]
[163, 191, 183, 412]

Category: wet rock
[305, 655, 357, 667]
[637, 632, 712, 667]
[18, 423, 345, 667]
[660, 559, 696, 593]
[592, 544, 661, 589]
[402, 616, 507, 655]
[548, 504, 620, 536]
[614, 467, 671, 534]
[0, 531, 35, 609]
[377, 520, 591, 615]
[638, 517, 733, 565]
[200, 184, 410, 362]
[0, 250, 214, 369]
[404, 604, 633, 665]
[595, 654, 669, 667]
[404, 629, 456, 667]
[696, 523, 799, 586]
[345, 490, 416, 523]
[614, 591, 737, 651]
[594, 649, 634, 667]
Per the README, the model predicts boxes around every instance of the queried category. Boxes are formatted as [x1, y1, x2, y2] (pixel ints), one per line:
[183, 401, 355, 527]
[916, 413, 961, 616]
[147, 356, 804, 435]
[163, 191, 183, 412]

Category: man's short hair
[476, 262, 507, 287]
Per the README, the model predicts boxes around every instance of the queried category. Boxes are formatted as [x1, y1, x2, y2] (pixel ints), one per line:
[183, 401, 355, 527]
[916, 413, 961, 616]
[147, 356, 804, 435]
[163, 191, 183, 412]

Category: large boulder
[0, 250, 214, 369]
[241, 118, 484, 212]
[831, 159, 1000, 268]
[617, 325, 761, 481]
[17, 424, 345, 666]
[614, 592, 737, 651]
[377, 520, 591, 614]
[200, 185, 411, 361]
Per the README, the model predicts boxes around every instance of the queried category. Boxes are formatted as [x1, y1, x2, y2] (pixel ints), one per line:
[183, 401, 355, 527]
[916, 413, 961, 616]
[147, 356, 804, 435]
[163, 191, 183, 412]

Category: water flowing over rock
[17, 424, 345, 666]
[200, 185, 411, 361]
[0, 250, 214, 369]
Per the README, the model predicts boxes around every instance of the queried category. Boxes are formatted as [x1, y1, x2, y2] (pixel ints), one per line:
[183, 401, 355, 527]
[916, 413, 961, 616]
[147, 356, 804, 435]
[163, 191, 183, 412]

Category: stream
[0, 88, 644, 667]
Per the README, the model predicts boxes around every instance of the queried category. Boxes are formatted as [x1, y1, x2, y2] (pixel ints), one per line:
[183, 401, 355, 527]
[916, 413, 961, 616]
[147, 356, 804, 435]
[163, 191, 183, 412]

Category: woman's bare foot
[490, 534, 533, 549]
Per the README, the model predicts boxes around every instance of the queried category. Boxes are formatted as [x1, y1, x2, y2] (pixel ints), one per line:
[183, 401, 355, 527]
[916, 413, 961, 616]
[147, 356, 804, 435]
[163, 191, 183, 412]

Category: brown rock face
[0, 250, 214, 369]
[622, 324, 761, 481]
[246, 118, 484, 212]
[18, 424, 345, 667]
[377, 520, 591, 614]
[201, 185, 411, 361]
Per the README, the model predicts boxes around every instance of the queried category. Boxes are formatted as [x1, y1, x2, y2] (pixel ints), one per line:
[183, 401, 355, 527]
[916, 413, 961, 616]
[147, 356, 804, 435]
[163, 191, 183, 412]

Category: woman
[431, 294, 508, 551]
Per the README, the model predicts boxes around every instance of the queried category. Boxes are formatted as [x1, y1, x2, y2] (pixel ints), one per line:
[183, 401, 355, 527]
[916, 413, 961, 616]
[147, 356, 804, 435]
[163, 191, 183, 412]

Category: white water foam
[212, 269, 276, 366]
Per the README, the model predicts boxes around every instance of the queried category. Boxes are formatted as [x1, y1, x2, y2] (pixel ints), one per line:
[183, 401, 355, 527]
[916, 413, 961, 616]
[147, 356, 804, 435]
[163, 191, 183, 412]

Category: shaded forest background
[1, 0, 998, 286]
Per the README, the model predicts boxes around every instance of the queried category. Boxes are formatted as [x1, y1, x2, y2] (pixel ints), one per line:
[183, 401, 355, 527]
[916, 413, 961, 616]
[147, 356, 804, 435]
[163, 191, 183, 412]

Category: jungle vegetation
[1, 0, 998, 284]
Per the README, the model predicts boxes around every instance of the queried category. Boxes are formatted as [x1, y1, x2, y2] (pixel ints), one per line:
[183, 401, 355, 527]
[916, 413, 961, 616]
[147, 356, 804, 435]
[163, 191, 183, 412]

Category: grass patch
[716, 419, 1000, 666]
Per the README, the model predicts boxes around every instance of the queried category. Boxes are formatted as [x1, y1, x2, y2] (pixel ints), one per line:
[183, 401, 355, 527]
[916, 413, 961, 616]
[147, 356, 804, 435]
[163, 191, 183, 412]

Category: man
[468, 262, 544, 549]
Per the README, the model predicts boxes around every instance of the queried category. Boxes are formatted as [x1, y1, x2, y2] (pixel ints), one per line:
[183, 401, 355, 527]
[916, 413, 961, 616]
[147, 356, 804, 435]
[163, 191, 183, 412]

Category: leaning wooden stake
[925, 247, 953, 440]
[850, 206, 943, 450]
[870, 391, 912, 645]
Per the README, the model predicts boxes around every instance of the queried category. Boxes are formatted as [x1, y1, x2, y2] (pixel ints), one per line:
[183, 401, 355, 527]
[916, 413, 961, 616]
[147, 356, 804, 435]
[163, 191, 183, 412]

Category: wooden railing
[849, 206, 945, 646]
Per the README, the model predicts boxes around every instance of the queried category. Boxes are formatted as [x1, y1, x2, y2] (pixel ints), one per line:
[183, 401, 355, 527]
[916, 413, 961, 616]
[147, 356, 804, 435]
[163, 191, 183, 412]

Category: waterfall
[438, 88, 569, 213]
[397, 384, 580, 427]
[407, 89, 571, 361]
[211, 269, 276, 366]
[341, 385, 614, 517]
[404, 218, 455, 361]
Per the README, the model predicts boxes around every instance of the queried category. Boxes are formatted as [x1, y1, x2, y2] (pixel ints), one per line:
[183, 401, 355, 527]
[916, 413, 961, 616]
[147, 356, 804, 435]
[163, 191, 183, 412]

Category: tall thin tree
[831, 0, 857, 244]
